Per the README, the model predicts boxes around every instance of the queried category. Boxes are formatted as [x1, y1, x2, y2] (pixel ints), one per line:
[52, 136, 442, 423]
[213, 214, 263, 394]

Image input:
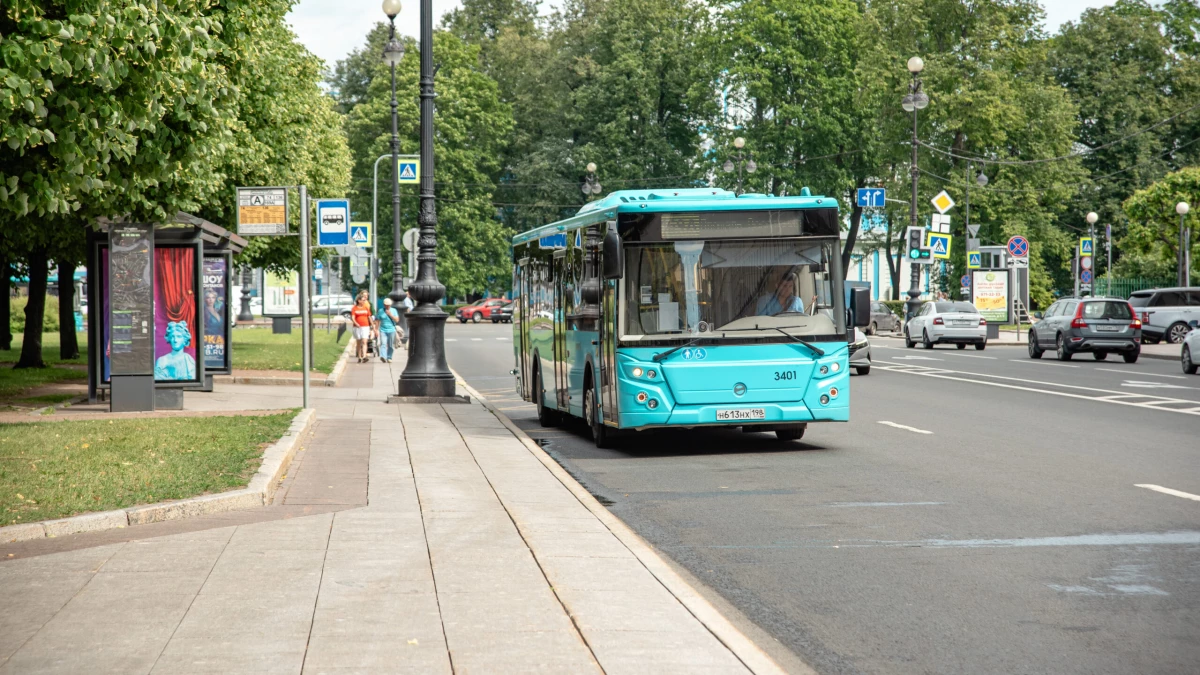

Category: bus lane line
[873, 359, 1200, 417]
[1095, 368, 1186, 380]
[1135, 484, 1200, 502]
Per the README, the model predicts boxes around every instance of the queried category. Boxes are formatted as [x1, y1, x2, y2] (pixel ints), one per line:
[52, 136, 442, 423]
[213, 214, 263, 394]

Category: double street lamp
[383, 0, 456, 398]
[582, 162, 602, 200]
[723, 136, 757, 195]
[902, 56, 928, 321]
[1178, 201, 1192, 287]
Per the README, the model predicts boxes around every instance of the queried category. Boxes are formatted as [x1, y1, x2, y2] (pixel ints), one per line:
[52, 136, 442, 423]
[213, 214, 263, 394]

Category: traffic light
[906, 226, 932, 264]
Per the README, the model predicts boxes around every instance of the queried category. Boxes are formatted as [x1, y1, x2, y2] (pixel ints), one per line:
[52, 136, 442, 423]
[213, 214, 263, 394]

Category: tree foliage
[1122, 166, 1199, 284]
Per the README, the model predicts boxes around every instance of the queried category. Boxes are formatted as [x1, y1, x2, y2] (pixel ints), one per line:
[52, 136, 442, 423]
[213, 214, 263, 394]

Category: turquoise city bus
[511, 188, 869, 447]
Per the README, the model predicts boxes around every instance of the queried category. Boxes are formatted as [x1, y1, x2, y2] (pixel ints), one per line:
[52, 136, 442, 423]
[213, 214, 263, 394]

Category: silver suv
[1128, 287, 1200, 344]
[1029, 297, 1141, 362]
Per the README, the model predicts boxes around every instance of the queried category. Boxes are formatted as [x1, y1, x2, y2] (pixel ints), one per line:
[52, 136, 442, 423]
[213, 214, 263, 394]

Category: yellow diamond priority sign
[931, 190, 956, 214]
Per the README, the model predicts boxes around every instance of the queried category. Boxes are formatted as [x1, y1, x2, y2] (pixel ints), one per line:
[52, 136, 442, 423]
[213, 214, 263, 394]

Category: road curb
[0, 408, 314, 544]
[451, 373, 792, 675]
[325, 338, 355, 387]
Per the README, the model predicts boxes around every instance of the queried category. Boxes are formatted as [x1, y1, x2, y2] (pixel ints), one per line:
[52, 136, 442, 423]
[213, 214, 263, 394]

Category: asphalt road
[443, 320, 1200, 675]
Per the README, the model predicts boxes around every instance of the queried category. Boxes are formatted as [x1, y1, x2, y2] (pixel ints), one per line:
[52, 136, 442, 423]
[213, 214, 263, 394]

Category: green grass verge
[0, 367, 86, 399]
[18, 393, 78, 406]
[232, 327, 345, 374]
[0, 412, 296, 527]
[1, 331, 88, 366]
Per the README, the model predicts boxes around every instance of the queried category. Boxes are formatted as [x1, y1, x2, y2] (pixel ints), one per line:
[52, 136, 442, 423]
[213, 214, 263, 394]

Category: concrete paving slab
[447, 629, 600, 675]
[522, 530, 635, 559]
[310, 590, 442, 638]
[583, 629, 753, 675]
[171, 588, 317, 639]
[554, 586, 703, 633]
[438, 588, 575, 637]
[150, 636, 309, 675]
[301, 634, 452, 674]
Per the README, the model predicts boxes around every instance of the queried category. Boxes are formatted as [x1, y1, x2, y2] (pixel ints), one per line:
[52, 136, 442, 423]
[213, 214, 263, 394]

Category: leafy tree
[342, 31, 513, 298]
[1122, 166, 1199, 284]
[1049, 0, 1200, 279]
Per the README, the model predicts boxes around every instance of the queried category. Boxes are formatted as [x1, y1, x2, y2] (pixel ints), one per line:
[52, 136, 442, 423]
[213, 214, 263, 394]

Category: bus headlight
[820, 395, 830, 405]
[647, 369, 656, 379]
[632, 367, 644, 377]
[820, 365, 829, 375]
[830, 362, 840, 373]
[647, 399, 659, 409]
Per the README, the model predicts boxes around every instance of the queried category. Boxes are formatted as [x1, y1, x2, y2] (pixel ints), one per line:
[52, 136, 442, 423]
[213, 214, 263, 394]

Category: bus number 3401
[774, 371, 797, 381]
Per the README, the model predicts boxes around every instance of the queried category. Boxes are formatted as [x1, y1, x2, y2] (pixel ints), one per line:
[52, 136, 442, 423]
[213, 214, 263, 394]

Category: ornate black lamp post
[901, 56, 929, 321]
[722, 136, 757, 195]
[390, 0, 455, 397]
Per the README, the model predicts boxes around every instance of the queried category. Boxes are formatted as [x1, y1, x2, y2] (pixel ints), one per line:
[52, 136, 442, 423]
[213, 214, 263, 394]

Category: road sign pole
[299, 185, 311, 409]
[1073, 250, 1079, 298]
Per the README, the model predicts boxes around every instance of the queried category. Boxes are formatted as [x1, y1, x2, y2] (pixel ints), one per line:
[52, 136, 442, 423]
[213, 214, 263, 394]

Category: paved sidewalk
[0, 356, 779, 674]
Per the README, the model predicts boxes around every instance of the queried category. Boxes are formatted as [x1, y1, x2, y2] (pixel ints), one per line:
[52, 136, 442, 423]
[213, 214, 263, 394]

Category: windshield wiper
[652, 336, 712, 363]
[719, 324, 826, 357]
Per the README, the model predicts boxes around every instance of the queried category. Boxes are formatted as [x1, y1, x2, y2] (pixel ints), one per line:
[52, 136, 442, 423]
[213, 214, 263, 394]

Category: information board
[264, 270, 300, 316]
[202, 255, 231, 372]
[971, 270, 1010, 324]
[107, 224, 155, 376]
[237, 187, 289, 235]
[153, 244, 202, 384]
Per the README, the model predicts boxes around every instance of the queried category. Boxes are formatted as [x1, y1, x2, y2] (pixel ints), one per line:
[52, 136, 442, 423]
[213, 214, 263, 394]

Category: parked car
[456, 298, 509, 323]
[1028, 297, 1141, 362]
[492, 302, 513, 324]
[867, 302, 901, 335]
[849, 327, 871, 375]
[311, 294, 355, 318]
[1127, 287, 1200, 344]
[904, 301, 987, 350]
[1182, 320, 1200, 374]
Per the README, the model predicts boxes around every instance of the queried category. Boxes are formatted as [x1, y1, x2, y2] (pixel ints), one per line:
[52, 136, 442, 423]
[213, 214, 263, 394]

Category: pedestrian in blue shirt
[375, 298, 402, 363]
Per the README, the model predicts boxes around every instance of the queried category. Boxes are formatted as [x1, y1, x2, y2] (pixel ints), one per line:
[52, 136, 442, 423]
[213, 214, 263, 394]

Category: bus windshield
[621, 239, 844, 341]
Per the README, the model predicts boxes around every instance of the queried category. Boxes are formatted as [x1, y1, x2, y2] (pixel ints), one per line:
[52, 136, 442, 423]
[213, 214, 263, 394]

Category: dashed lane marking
[1095, 367, 1186, 380]
[1135, 484, 1200, 502]
[1009, 359, 1077, 368]
[877, 420, 933, 435]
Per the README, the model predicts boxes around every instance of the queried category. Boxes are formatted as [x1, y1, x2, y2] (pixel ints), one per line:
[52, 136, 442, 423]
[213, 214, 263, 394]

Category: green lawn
[0, 332, 90, 400]
[231, 327, 346, 374]
[0, 331, 88, 366]
[0, 412, 296, 527]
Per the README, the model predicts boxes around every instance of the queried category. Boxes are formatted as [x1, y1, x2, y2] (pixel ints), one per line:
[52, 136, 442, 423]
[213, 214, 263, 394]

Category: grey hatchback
[1028, 297, 1142, 362]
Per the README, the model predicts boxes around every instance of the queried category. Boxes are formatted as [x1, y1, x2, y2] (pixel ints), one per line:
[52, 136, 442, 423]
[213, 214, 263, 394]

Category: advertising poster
[154, 247, 200, 382]
[264, 270, 300, 316]
[202, 257, 229, 371]
[971, 270, 1010, 323]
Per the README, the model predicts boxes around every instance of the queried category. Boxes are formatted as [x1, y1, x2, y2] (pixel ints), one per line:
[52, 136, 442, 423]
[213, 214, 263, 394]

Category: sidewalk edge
[452, 374, 792, 675]
[0, 408, 315, 543]
[325, 337, 355, 387]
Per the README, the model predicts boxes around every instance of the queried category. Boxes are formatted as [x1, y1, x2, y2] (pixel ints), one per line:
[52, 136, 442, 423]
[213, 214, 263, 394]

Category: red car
[456, 298, 510, 323]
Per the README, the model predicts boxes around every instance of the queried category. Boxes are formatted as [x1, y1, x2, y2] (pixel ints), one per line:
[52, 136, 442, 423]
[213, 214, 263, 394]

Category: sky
[286, 0, 1117, 73]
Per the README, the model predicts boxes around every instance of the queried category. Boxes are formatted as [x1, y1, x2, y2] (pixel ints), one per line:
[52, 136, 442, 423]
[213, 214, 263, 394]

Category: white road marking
[943, 353, 996, 359]
[1009, 359, 1077, 368]
[1135, 484, 1200, 502]
[445, 338, 458, 342]
[1096, 368, 1186, 380]
[877, 420, 933, 434]
[874, 359, 1200, 416]
[496, 337, 509, 341]
[1121, 380, 1195, 390]
[891, 355, 942, 361]
[471, 338, 483, 341]
[830, 501, 946, 507]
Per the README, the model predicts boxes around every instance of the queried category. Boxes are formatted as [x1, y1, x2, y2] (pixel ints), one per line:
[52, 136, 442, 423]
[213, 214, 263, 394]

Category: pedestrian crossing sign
[967, 252, 981, 269]
[926, 232, 952, 259]
[350, 222, 372, 248]
[397, 160, 420, 184]
[1079, 236, 1093, 256]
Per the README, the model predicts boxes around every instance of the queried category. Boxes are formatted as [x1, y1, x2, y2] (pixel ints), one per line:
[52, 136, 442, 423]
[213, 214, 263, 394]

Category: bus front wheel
[584, 385, 613, 449]
[776, 425, 807, 442]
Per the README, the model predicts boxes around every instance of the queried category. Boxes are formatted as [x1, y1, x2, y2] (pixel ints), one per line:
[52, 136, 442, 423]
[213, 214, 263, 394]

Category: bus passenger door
[553, 250, 568, 410]
[601, 279, 618, 424]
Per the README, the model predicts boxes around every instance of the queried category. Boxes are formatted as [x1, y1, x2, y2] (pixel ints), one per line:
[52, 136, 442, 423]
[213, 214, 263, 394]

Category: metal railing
[1091, 277, 1175, 299]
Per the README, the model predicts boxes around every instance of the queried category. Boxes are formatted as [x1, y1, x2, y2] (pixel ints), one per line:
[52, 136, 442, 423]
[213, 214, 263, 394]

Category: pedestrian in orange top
[350, 294, 373, 363]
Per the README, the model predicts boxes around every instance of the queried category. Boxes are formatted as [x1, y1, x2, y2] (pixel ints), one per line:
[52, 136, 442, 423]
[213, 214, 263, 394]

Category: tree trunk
[0, 256, 11, 351]
[841, 201, 863, 277]
[884, 213, 901, 299]
[57, 261, 79, 360]
[16, 246, 48, 369]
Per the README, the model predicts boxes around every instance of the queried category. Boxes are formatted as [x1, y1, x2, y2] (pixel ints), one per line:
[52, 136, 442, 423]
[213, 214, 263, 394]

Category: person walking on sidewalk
[350, 294, 373, 363]
[375, 298, 402, 363]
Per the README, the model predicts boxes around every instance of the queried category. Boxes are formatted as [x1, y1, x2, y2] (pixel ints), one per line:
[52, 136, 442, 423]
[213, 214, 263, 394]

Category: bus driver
[756, 270, 804, 316]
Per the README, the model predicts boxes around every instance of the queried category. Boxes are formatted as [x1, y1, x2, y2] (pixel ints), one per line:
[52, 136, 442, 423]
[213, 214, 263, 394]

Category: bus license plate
[716, 408, 765, 421]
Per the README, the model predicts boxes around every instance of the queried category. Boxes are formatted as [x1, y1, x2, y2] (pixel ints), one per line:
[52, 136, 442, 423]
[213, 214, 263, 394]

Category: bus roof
[511, 188, 839, 247]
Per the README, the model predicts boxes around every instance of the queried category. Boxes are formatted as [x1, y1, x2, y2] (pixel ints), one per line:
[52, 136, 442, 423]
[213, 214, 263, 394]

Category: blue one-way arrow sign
[856, 188, 886, 208]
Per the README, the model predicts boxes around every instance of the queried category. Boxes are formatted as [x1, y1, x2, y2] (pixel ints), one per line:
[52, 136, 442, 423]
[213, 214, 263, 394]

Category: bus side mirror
[850, 288, 870, 328]
[602, 230, 623, 280]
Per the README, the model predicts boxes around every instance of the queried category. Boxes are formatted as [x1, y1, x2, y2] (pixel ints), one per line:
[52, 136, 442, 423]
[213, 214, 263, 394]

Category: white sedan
[904, 301, 988, 350]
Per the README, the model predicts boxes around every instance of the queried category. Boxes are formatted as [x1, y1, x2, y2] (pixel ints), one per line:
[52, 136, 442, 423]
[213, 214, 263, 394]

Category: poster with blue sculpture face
[153, 247, 199, 382]
[202, 257, 228, 371]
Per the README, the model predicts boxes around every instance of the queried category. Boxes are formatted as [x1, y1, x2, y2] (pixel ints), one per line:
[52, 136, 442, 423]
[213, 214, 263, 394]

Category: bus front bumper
[621, 399, 848, 430]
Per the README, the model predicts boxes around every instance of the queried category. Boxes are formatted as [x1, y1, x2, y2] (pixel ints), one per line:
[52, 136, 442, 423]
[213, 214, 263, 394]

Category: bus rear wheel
[534, 367, 559, 427]
[776, 425, 807, 442]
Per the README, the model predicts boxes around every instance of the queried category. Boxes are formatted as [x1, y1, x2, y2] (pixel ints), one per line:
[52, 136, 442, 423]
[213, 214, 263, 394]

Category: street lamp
[1086, 211, 1100, 294]
[582, 162, 602, 200]
[382, 0, 404, 306]
[1178, 201, 1191, 287]
[394, 0, 456, 398]
[903, 56, 928, 321]
[722, 136, 757, 195]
